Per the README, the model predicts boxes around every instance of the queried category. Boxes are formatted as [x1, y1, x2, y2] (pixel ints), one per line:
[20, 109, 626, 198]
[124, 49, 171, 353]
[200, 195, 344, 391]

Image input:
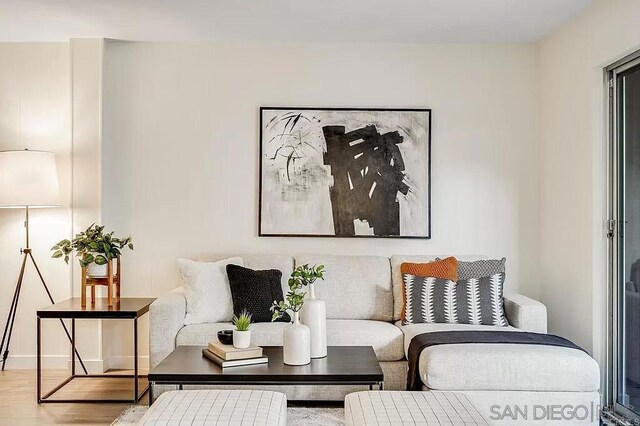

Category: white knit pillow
[178, 257, 243, 324]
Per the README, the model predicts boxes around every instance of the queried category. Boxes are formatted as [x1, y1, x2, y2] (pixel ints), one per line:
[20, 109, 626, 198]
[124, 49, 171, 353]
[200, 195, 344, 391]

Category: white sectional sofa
[150, 253, 600, 421]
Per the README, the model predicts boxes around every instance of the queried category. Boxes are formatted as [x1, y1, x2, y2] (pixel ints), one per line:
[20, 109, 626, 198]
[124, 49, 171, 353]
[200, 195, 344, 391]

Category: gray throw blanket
[407, 330, 586, 391]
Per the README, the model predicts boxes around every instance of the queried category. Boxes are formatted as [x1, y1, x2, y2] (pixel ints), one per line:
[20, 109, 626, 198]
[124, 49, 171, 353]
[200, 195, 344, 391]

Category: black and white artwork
[259, 107, 431, 238]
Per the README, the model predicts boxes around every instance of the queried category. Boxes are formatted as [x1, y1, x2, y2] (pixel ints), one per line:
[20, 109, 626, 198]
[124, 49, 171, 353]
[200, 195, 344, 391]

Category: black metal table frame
[149, 379, 384, 404]
[37, 314, 149, 403]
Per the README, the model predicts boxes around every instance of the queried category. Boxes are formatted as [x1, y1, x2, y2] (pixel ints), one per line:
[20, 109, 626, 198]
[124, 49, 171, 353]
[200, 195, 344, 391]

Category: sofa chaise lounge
[150, 254, 600, 422]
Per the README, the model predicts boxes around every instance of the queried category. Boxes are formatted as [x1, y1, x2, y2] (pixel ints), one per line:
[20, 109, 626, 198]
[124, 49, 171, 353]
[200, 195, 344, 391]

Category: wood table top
[149, 345, 384, 384]
[37, 298, 156, 319]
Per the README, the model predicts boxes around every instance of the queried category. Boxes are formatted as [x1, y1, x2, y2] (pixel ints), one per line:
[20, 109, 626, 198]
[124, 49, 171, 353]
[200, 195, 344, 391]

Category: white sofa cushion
[503, 293, 547, 333]
[177, 322, 287, 347]
[176, 319, 404, 361]
[390, 255, 486, 321]
[397, 321, 520, 356]
[295, 254, 393, 321]
[196, 254, 294, 297]
[418, 343, 600, 392]
[326, 320, 404, 361]
[179, 257, 243, 324]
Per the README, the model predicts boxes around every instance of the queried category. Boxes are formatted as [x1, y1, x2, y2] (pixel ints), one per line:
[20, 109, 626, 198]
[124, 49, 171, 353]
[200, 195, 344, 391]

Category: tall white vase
[300, 282, 327, 358]
[283, 312, 310, 366]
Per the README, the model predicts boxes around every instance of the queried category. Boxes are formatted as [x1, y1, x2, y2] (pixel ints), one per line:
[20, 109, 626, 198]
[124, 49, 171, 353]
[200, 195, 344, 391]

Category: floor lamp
[0, 149, 86, 372]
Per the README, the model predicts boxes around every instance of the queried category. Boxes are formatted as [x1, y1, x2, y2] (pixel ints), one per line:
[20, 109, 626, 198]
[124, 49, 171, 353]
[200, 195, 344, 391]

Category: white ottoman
[345, 391, 488, 425]
[138, 390, 287, 425]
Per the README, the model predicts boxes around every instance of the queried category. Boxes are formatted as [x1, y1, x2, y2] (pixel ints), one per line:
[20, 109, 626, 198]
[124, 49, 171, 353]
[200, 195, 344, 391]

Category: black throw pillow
[226, 264, 290, 323]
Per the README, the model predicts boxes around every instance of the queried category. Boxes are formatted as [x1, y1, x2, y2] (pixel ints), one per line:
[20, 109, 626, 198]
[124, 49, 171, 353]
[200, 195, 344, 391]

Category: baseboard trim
[106, 355, 149, 370]
[6, 355, 105, 372]
[5, 354, 149, 372]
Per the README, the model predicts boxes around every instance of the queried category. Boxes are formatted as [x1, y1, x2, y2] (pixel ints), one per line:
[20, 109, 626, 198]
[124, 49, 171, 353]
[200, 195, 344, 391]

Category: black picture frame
[259, 106, 432, 239]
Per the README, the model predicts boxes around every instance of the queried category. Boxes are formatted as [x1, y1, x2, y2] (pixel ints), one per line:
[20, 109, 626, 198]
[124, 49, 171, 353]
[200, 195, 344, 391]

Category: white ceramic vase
[283, 312, 310, 365]
[300, 282, 327, 358]
[233, 330, 251, 349]
[86, 262, 108, 278]
[86, 257, 118, 278]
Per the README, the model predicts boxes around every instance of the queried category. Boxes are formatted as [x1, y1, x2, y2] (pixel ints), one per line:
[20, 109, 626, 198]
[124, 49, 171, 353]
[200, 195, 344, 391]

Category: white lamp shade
[0, 150, 60, 208]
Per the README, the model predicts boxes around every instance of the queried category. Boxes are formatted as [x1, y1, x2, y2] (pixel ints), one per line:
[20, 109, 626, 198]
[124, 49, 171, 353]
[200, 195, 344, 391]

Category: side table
[36, 297, 156, 403]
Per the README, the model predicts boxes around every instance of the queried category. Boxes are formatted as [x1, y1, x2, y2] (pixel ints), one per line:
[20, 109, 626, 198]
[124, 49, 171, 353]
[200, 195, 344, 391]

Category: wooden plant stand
[81, 256, 120, 307]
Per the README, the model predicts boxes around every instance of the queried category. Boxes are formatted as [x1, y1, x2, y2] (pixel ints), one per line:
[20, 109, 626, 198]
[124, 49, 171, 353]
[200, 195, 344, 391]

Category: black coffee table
[148, 345, 384, 404]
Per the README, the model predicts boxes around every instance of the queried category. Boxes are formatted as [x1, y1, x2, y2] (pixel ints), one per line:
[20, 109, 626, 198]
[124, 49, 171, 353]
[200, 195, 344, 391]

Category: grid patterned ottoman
[138, 390, 287, 425]
[345, 391, 489, 425]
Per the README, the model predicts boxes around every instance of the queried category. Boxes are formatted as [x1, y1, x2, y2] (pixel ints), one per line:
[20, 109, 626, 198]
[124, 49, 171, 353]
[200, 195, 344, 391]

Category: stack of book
[202, 341, 268, 368]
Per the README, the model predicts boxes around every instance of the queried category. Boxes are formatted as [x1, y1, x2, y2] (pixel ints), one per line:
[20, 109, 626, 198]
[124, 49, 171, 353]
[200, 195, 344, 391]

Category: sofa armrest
[150, 287, 186, 368]
[503, 293, 547, 333]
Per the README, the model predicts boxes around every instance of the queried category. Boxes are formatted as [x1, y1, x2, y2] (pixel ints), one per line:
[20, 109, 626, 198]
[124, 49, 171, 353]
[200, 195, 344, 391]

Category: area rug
[111, 405, 344, 425]
[110, 406, 147, 426]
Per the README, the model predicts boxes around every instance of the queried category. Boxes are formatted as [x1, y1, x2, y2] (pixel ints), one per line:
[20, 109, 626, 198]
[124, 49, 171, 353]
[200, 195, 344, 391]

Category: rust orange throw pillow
[400, 257, 459, 320]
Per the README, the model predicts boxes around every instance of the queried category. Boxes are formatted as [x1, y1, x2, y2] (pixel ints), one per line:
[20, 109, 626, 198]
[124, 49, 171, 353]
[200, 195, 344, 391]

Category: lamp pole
[0, 207, 87, 372]
[0, 149, 88, 372]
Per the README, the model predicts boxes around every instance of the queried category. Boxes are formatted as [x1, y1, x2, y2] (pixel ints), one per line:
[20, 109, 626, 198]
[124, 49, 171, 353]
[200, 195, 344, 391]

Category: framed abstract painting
[259, 107, 431, 238]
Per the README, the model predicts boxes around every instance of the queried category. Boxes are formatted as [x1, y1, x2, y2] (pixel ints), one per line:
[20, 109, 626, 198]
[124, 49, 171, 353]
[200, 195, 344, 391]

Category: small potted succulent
[51, 223, 133, 277]
[232, 310, 252, 349]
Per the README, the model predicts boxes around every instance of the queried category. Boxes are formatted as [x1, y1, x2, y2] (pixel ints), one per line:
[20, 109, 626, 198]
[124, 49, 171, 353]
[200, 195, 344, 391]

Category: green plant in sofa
[289, 263, 325, 288]
[270, 264, 324, 322]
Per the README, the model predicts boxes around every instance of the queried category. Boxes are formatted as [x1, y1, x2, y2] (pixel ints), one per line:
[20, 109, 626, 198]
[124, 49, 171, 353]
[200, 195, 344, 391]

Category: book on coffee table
[208, 341, 263, 361]
[202, 348, 268, 368]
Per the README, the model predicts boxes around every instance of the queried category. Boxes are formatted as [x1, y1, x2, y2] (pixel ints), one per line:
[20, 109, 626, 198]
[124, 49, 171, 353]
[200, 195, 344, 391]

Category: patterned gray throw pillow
[458, 258, 506, 280]
[402, 272, 508, 326]
[435, 257, 506, 280]
[403, 276, 458, 324]
[456, 273, 508, 326]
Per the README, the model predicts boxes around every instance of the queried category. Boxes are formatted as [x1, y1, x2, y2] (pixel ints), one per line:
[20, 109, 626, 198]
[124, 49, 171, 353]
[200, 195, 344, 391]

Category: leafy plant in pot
[232, 310, 252, 349]
[51, 224, 133, 277]
[271, 270, 312, 365]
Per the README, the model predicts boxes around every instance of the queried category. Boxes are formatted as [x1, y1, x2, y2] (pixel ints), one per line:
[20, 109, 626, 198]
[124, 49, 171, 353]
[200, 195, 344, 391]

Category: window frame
[606, 49, 640, 422]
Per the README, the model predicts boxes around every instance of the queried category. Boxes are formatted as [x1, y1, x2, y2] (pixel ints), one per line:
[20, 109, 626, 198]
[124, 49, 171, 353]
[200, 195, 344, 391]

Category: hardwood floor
[0, 369, 148, 425]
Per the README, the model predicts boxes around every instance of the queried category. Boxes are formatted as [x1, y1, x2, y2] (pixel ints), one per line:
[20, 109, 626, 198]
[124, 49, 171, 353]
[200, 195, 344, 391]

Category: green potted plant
[51, 223, 133, 277]
[232, 310, 252, 349]
[271, 266, 310, 323]
[289, 264, 324, 296]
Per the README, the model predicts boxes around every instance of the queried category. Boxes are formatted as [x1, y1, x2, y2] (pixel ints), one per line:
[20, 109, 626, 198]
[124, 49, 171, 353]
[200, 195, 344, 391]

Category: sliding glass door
[611, 54, 640, 420]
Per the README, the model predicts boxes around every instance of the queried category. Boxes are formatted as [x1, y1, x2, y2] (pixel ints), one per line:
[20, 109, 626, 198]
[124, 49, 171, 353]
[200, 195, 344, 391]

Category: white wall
[0, 40, 111, 371]
[0, 43, 72, 368]
[101, 41, 541, 305]
[70, 38, 109, 372]
[0, 39, 541, 370]
[13, 32, 623, 370]
[538, 0, 640, 360]
[0, 40, 542, 370]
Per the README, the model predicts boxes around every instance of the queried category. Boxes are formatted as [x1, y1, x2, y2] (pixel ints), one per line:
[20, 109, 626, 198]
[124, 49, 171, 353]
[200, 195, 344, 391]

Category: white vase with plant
[232, 310, 252, 349]
[297, 264, 327, 358]
[271, 274, 310, 366]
